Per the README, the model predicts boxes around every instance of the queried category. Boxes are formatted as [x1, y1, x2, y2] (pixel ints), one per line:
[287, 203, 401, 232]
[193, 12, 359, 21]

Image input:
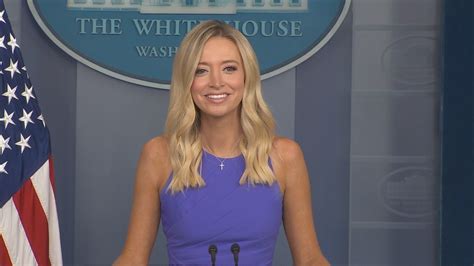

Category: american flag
[0, 0, 62, 264]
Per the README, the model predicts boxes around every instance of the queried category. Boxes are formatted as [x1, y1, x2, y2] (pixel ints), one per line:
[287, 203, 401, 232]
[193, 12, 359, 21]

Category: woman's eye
[223, 66, 237, 73]
[195, 68, 207, 75]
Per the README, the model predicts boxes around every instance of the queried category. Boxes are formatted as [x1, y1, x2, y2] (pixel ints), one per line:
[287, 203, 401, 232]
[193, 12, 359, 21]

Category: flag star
[19, 109, 34, 129]
[38, 114, 46, 127]
[5, 59, 20, 79]
[0, 35, 5, 49]
[7, 34, 19, 54]
[0, 161, 7, 175]
[0, 11, 5, 24]
[22, 66, 28, 79]
[0, 110, 15, 129]
[16, 134, 31, 153]
[0, 135, 11, 154]
[2, 84, 18, 103]
[22, 84, 36, 104]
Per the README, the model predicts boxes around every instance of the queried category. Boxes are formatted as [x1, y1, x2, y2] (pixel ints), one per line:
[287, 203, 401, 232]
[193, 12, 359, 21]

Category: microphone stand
[231, 243, 240, 266]
[208, 244, 218, 266]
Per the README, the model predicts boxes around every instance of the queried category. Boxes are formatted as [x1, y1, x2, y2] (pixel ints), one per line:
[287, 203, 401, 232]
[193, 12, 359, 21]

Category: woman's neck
[200, 114, 242, 158]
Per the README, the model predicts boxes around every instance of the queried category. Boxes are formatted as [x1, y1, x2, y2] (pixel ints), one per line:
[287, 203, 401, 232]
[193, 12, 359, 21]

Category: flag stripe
[0, 235, 13, 266]
[0, 198, 37, 265]
[30, 161, 51, 222]
[30, 160, 62, 265]
[13, 178, 51, 266]
[49, 158, 56, 193]
[47, 182, 62, 265]
[48, 164, 62, 265]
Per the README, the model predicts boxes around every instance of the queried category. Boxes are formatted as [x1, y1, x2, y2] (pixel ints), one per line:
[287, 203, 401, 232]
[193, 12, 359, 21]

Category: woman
[114, 20, 328, 265]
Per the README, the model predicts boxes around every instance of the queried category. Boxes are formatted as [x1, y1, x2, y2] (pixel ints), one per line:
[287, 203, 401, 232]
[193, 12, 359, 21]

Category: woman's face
[191, 37, 245, 120]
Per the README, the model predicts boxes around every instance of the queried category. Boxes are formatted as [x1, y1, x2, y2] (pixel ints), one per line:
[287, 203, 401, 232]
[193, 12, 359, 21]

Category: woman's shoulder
[139, 135, 172, 190]
[142, 135, 170, 156]
[270, 137, 306, 193]
[271, 136, 305, 164]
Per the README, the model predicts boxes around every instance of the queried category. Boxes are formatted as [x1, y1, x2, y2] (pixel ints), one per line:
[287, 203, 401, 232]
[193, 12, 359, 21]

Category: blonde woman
[114, 20, 328, 265]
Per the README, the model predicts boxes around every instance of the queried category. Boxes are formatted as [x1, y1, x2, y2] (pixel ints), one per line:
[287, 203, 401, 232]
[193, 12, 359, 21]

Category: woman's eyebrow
[222, 60, 240, 64]
[197, 59, 241, 65]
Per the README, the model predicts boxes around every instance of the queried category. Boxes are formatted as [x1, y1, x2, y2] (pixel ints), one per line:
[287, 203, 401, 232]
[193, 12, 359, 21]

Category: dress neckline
[202, 148, 243, 160]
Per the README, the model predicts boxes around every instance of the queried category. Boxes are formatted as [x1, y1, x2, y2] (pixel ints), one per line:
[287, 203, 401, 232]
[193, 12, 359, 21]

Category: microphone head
[208, 244, 218, 254]
[230, 243, 240, 254]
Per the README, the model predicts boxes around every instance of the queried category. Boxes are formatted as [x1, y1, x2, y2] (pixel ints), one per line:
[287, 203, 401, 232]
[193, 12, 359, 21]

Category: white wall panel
[350, 0, 441, 264]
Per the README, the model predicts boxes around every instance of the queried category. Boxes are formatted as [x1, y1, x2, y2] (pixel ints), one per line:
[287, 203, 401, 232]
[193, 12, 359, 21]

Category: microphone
[208, 244, 218, 266]
[230, 243, 240, 266]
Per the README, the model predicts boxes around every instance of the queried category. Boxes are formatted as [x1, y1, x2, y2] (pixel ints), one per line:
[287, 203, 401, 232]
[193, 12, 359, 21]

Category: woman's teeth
[206, 94, 227, 99]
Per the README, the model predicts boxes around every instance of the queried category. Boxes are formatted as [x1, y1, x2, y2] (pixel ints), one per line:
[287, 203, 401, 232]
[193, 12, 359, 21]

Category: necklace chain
[216, 157, 226, 171]
[202, 137, 241, 171]
[203, 150, 229, 171]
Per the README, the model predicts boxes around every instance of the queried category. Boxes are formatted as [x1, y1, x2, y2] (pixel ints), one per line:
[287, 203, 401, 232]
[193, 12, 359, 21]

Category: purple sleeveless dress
[160, 150, 282, 265]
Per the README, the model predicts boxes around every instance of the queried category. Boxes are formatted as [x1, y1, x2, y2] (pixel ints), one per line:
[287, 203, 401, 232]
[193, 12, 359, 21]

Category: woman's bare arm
[275, 138, 329, 266]
[114, 137, 170, 265]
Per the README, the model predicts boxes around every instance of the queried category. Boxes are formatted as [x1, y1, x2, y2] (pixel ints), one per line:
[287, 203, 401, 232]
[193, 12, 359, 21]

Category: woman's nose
[209, 70, 223, 88]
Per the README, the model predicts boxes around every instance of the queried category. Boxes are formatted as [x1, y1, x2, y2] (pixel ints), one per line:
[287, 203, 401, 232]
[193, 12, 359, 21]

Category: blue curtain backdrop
[441, 0, 474, 264]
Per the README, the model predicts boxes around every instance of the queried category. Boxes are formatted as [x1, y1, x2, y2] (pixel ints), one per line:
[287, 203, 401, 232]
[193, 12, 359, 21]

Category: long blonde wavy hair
[165, 20, 276, 193]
